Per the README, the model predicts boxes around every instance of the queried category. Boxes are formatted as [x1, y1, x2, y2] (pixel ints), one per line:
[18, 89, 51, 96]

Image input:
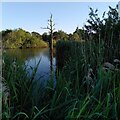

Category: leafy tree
[32, 31, 41, 37]
[42, 32, 50, 42]
[31, 31, 42, 40]
[72, 33, 80, 41]
[2, 28, 48, 48]
[2, 29, 12, 37]
[53, 30, 68, 41]
[73, 27, 89, 41]
[68, 33, 73, 41]
[84, 5, 120, 61]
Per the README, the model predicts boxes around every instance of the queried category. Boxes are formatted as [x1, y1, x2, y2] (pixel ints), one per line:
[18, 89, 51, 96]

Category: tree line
[1, 4, 120, 49]
[1, 27, 85, 49]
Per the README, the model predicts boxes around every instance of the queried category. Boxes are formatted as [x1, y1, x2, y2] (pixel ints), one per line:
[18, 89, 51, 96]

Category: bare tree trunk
[41, 14, 55, 87]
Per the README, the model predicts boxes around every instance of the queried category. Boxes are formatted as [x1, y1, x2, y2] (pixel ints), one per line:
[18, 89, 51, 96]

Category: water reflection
[6, 48, 56, 84]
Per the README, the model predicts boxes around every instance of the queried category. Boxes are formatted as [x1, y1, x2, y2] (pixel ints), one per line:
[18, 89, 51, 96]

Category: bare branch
[41, 27, 50, 30]
[41, 27, 47, 29]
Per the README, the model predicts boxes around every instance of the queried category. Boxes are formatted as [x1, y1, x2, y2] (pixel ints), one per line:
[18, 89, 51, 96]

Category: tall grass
[2, 51, 74, 119]
[2, 36, 120, 119]
[56, 39, 120, 119]
[2, 52, 47, 119]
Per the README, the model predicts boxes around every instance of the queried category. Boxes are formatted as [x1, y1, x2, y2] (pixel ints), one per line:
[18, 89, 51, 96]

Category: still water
[6, 48, 56, 84]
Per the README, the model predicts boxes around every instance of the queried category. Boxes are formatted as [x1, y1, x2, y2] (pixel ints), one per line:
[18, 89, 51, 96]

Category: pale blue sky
[2, 2, 117, 34]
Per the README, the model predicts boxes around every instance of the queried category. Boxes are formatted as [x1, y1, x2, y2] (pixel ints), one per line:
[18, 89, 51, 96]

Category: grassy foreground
[2, 38, 120, 119]
[56, 40, 120, 119]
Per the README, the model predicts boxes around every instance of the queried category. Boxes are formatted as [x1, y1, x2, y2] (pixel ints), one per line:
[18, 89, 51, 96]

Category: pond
[5, 48, 56, 86]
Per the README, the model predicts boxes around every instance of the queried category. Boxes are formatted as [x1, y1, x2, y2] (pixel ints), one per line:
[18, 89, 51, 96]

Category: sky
[2, 2, 118, 34]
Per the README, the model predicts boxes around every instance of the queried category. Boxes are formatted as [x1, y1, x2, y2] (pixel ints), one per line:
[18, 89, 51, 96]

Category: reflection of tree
[6, 48, 56, 64]
[5, 48, 49, 62]
[42, 48, 56, 59]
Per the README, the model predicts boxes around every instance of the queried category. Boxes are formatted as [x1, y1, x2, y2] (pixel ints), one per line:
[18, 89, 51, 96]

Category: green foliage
[56, 38, 120, 120]
[72, 33, 80, 41]
[53, 30, 68, 41]
[73, 27, 84, 41]
[2, 53, 32, 119]
[85, 5, 120, 61]
[55, 5, 120, 119]
[42, 32, 50, 42]
[2, 28, 48, 49]
[2, 52, 47, 120]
